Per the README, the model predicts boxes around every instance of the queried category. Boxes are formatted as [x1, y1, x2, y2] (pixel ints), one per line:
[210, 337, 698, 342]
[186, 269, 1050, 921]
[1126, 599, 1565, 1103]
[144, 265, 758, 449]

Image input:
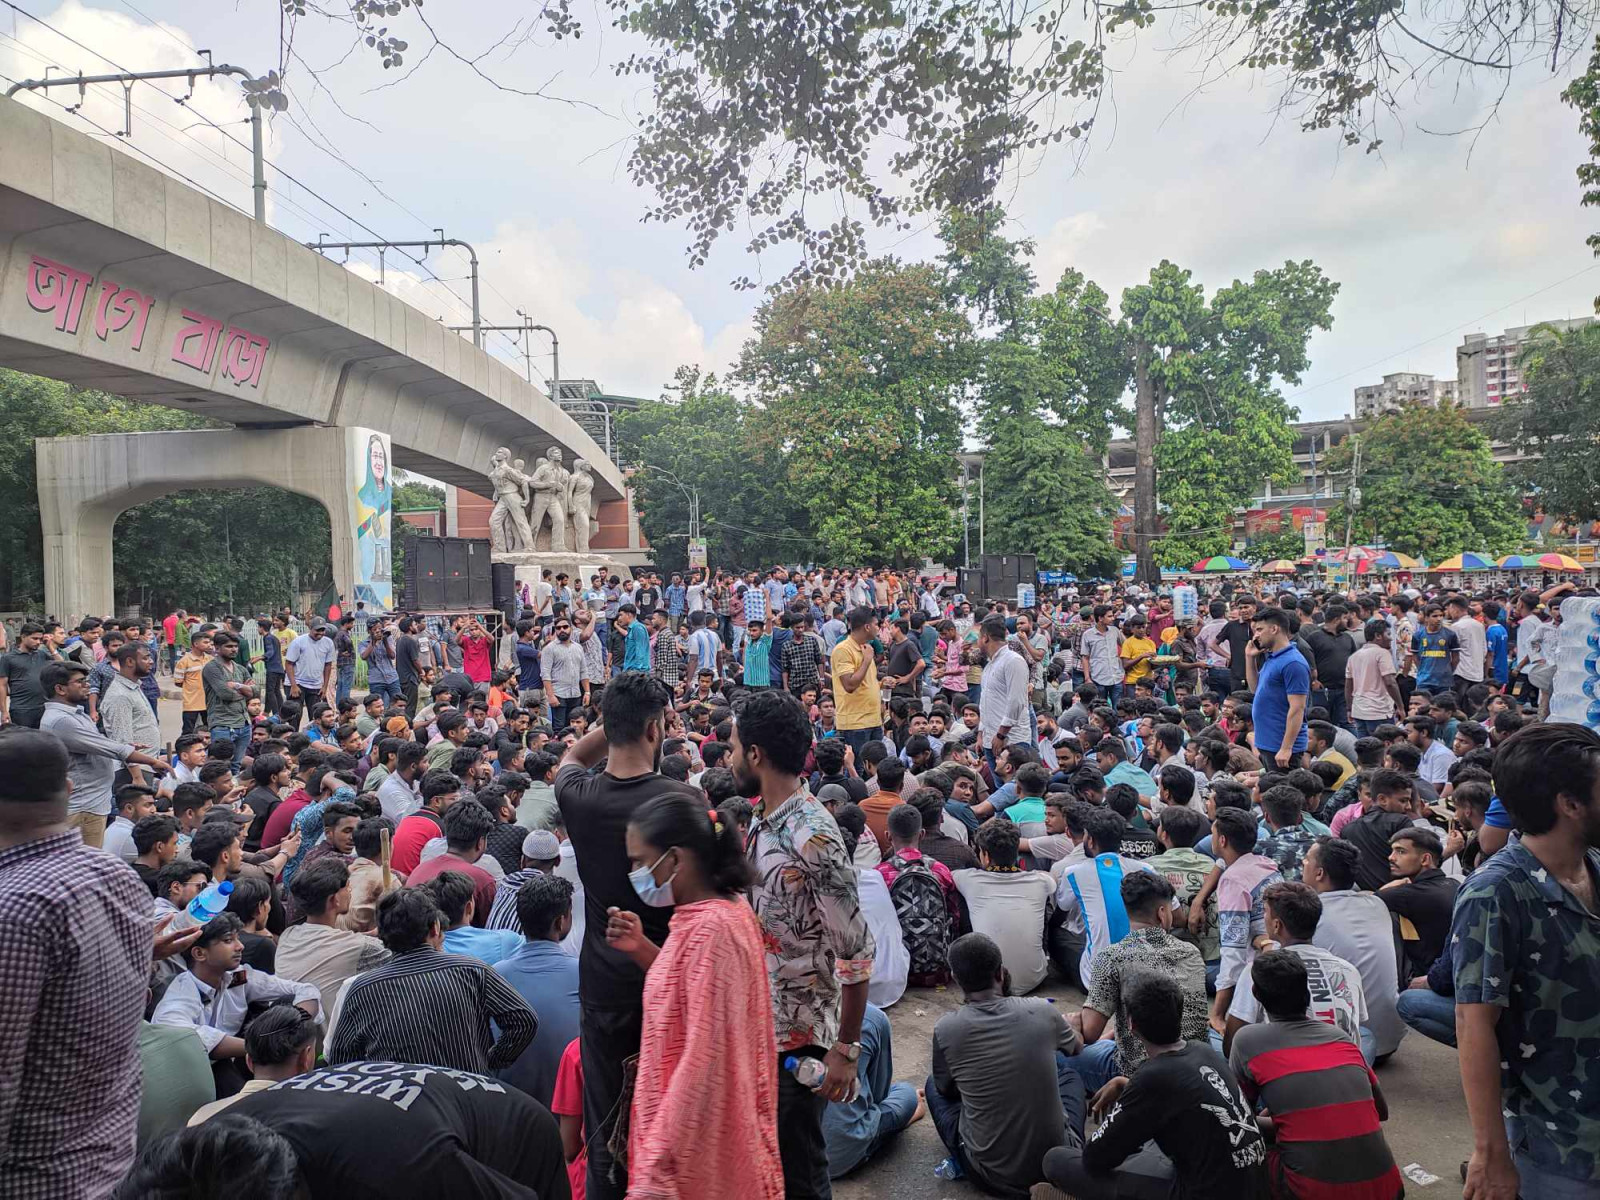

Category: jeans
[580, 1004, 643, 1200]
[367, 678, 401, 706]
[966, 681, 982, 707]
[265, 672, 285, 719]
[1396, 986, 1457, 1047]
[1061, 1038, 1119, 1098]
[336, 663, 355, 706]
[210, 726, 250, 771]
[550, 696, 582, 731]
[777, 1044, 833, 1199]
[1507, 1115, 1600, 1198]
[926, 1053, 1085, 1186]
[1312, 685, 1348, 728]
[822, 1004, 919, 1178]
[1353, 717, 1388, 738]
[1206, 667, 1233, 698]
[840, 726, 884, 756]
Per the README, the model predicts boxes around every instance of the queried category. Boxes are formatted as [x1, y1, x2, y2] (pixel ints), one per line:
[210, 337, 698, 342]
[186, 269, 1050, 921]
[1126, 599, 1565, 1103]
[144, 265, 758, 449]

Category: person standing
[0, 729, 174, 1197]
[1077, 606, 1125, 707]
[541, 618, 588, 732]
[830, 607, 884, 757]
[202, 632, 256, 772]
[1301, 604, 1357, 730]
[0, 623, 54, 729]
[332, 615, 358, 705]
[39, 663, 171, 849]
[735, 689, 876, 1199]
[285, 622, 338, 726]
[1345, 619, 1402, 737]
[1453, 722, 1600, 1200]
[556, 672, 703, 1200]
[394, 616, 423, 715]
[976, 617, 1031, 765]
[1446, 593, 1488, 699]
[1245, 606, 1310, 770]
[100, 642, 163, 785]
[1406, 604, 1459, 697]
[602, 793, 784, 1200]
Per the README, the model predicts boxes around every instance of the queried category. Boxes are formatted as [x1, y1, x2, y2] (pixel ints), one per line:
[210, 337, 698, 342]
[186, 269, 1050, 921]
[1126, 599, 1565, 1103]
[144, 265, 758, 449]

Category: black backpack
[888, 853, 951, 985]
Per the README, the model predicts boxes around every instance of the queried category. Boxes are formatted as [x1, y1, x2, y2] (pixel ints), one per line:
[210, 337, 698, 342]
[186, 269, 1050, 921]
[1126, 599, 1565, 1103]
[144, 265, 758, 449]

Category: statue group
[488, 446, 596, 555]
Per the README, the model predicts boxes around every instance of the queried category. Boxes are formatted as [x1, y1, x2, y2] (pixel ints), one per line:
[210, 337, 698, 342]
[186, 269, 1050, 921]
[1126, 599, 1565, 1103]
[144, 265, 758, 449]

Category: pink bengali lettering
[219, 326, 271, 389]
[93, 282, 155, 351]
[24, 255, 94, 334]
[169, 309, 225, 373]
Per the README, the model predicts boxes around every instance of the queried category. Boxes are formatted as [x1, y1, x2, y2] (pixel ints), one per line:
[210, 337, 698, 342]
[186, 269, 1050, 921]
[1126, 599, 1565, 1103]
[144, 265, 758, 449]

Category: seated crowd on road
[0, 565, 1596, 1199]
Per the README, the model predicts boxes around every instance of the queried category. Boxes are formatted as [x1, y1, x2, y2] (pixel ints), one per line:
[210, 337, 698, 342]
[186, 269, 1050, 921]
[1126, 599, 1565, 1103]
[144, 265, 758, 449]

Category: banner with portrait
[347, 427, 394, 611]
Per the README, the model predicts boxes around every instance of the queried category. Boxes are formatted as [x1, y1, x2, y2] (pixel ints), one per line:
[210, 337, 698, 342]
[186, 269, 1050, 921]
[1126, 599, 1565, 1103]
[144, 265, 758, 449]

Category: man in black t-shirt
[1340, 768, 1418, 892]
[1044, 973, 1269, 1200]
[121, 1061, 569, 1199]
[1299, 606, 1358, 729]
[554, 671, 702, 1200]
[1219, 595, 1258, 700]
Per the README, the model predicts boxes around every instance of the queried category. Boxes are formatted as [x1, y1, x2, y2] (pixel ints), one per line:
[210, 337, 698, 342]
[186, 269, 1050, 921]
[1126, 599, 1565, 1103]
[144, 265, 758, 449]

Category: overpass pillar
[35, 427, 392, 622]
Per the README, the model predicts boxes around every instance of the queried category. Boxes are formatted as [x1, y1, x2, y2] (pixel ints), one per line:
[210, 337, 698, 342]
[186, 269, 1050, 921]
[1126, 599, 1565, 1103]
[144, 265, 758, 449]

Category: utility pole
[5, 55, 269, 222]
[521, 316, 560, 405]
[446, 320, 539, 383]
[311, 230, 481, 347]
[1343, 434, 1362, 553]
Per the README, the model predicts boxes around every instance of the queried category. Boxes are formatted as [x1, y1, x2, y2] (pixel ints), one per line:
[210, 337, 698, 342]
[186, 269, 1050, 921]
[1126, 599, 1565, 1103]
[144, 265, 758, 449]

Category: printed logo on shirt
[270, 1062, 507, 1112]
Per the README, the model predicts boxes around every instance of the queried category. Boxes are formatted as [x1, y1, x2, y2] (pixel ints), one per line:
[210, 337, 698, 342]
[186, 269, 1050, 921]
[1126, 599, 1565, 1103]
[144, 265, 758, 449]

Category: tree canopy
[1495, 321, 1600, 522]
[1325, 403, 1525, 562]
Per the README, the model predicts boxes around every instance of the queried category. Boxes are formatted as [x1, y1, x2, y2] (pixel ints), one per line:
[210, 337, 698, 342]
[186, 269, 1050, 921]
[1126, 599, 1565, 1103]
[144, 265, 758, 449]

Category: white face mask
[628, 849, 678, 908]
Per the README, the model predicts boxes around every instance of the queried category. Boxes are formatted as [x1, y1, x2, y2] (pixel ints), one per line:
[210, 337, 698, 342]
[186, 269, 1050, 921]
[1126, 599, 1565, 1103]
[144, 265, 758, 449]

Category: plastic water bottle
[934, 1157, 965, 1181]
[784, 1055, 827, 1089]
[186, 879, 234, 922]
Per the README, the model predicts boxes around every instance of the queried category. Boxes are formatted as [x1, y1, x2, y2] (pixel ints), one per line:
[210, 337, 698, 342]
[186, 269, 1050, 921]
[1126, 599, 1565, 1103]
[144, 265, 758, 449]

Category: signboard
[347, 428, 393, 611]
[1578, 543, 1597, 565]
[1303, 520, 1326, 557]
[687, 537, 708, 569]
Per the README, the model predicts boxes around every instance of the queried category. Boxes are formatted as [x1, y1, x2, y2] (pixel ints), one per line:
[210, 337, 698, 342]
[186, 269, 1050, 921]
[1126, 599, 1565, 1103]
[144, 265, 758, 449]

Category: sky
[2, 0, 1596, 424]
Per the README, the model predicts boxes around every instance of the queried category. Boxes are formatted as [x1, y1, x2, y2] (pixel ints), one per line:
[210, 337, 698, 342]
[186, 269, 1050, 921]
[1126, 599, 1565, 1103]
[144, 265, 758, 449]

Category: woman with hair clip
[604, 795, 782, 1200]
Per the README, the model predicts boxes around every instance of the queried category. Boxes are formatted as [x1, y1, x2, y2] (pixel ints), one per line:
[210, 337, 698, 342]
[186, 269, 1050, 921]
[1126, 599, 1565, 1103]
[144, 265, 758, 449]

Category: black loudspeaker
[411, 537, 446, 610]
[958, 568, 984, 600]
[468, 541, 494, 611]
[492, 562, 517, 620]
[1014, 554, 1037, 587]
[442, 540, 470, 609]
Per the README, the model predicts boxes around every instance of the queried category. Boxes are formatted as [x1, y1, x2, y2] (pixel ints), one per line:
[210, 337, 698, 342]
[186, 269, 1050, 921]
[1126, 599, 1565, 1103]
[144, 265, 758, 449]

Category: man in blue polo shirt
[616, 604, 651, 672]
[1247, 606, 1310, 770]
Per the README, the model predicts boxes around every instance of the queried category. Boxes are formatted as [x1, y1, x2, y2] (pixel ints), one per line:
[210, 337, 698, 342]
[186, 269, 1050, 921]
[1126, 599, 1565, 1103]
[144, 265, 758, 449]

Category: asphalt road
[831, 976, 1471, 1200]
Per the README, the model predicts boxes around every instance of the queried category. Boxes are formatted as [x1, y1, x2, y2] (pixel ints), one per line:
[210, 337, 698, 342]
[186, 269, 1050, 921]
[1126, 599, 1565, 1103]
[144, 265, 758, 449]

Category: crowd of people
[0, 563, 1597, 1200]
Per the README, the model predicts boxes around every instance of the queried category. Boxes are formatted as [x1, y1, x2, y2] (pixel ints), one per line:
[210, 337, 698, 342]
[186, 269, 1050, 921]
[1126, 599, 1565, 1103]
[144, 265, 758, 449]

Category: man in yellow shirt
[173, 629, 215, 735]
[830, 606, 883, 754]
[1118, 616, 1158, 687]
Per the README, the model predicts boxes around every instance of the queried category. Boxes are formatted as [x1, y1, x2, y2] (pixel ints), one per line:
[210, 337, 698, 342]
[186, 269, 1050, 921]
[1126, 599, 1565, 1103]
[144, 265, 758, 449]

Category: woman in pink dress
[605, 795, 782, 1200]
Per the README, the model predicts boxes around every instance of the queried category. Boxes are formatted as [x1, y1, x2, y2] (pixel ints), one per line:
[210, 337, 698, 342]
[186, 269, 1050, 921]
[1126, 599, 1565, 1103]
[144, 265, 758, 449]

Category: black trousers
[265, 672, 285, 717]
[581, 1004, 643, 1200]
[776, 1045, 832, 1199]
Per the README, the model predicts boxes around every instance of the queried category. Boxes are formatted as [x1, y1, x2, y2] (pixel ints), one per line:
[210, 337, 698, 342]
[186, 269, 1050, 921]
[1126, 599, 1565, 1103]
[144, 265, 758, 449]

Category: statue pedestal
[496, 550, 629, 598]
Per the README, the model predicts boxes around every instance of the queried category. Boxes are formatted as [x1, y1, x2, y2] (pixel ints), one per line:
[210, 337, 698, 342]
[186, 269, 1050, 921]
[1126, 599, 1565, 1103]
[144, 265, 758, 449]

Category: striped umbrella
[1258, 559, 1298, 573]
[1372, 551, 1422, 569]
[1435, 553, 1494, 571]
[1192, 556, 1252, 572]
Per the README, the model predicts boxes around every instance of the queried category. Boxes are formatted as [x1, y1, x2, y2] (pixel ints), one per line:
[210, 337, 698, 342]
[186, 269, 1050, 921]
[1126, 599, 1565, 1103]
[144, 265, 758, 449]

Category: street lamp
[637, 464, 700, 542]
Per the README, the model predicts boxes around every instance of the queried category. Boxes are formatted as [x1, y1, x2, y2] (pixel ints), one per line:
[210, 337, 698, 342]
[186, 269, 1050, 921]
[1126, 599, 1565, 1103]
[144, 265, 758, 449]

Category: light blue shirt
[443, 925, 523, 965]
[622, 620, 651, 671]
[492, 939, 582, 1107]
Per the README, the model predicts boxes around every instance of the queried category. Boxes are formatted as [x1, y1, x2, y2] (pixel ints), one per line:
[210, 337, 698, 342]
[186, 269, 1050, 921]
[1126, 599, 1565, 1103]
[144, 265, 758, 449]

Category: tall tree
[1564, 35, 1600, 304]
[0, 371, 210, 610]
[1120, 260, 1338, 579]
[942, 214, 1126, 576]
[1325, 403, 1525, 562]
[1495, 321, 1600, 520]
[616, 367, 813, 571]
[738, 260, 969, 564]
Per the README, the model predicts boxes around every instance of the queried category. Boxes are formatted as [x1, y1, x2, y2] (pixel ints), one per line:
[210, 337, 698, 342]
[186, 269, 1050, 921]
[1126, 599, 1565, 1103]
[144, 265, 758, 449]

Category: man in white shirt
[1302, 837, 1406, 1059]
[1077, 605, 1125, 703]
[1052, 809, 1157, 987]
[1406, 715, 1457, 788]
[976, 618, 1030, 764]
[1445, 594, 1487, 693]
[102, 784, 158, 862]
[835, 808, 909, 1009]
[378, 743, 427, 823]
[953, 819, 1054, 995]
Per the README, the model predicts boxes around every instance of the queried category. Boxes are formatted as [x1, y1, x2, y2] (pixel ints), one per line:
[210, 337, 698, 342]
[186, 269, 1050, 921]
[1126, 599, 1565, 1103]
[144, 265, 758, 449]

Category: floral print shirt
[746, 786, 876, 1052]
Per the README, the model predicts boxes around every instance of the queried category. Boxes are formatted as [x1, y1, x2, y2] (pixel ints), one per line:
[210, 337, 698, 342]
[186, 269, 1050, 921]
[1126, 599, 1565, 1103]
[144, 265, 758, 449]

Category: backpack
[888, 853, 951, 985]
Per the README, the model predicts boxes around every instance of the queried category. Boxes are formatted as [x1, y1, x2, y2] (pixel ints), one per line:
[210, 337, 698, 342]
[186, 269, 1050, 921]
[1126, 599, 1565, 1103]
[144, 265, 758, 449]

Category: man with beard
[1453, 722, 1600, 1200]
[540, 618, 588, 731]
[554, 671, 701, 1200]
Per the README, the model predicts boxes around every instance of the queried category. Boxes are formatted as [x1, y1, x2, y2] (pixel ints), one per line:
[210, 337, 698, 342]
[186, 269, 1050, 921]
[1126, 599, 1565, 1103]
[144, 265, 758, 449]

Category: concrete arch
[38, 428, 358, 620]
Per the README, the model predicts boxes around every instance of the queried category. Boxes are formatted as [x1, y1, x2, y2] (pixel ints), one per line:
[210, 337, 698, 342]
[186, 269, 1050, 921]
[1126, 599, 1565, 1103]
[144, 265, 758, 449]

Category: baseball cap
[522, 830, 561, 860]
[816, 783, 851, 807]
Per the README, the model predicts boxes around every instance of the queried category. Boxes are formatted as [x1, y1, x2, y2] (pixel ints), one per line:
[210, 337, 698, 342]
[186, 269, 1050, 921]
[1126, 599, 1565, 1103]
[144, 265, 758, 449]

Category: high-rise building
[1457, 318, 1595, 408]
[1352, 371, 1457, 418]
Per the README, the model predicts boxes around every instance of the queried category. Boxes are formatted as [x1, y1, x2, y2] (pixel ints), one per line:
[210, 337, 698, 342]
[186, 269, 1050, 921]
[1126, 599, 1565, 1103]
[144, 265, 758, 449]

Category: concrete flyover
[0, 91, 624, 507]
[37, 428, 367, 621]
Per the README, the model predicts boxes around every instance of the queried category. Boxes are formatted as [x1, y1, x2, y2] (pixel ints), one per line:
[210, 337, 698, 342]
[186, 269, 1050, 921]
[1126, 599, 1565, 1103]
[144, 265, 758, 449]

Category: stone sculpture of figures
[488, 447, 535, 554]
[527, 446, 570, 552]
[567, 458, 595, 555]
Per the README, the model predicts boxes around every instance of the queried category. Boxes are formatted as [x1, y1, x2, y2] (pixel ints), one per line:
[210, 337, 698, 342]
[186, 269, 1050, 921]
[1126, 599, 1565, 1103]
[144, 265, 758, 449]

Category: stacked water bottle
[1546, 596, 1600, 730]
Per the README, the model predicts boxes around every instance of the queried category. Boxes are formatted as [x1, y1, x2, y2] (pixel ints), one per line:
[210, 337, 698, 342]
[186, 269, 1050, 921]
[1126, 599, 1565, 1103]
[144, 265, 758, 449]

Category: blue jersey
[1054, 853, 1159, 982]
[1486, 622, 1509, 685]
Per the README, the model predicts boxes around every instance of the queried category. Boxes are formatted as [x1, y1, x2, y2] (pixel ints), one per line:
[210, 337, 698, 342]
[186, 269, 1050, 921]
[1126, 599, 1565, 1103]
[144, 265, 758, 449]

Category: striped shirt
[327, 946, 537, 1073]
[1230, 1018, 1402, 1199]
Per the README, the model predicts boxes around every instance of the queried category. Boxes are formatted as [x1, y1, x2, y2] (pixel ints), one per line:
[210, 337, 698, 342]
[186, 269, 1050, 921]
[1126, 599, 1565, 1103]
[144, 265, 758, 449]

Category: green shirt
[137, 1022, 214, 1147]
[202, 657, 252, 727]
[426, 738, 460, 771]
[1146, 845, 1222, 963]
[744, 634, 773, 687]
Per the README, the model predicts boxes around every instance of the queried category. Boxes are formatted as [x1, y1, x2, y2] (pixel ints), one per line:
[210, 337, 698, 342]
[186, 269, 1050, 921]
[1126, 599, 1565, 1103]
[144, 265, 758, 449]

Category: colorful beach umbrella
[1258, 559, 1298, 573]
[1435, 553, 1494, 571]
[1372, 551, 1421, 569]
[1192, 556, 1251, 572]
[1536, 552, 1584, 571]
